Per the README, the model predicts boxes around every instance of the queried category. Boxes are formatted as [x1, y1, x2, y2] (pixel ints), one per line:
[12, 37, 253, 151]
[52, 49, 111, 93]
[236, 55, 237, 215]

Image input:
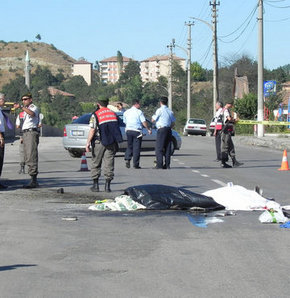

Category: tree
[234, 93, 257, 120]
[118, 60, 140, 85]
[60, 76, 90, 101]
[35, 34, 41, 41]
[2, 75, 29, 101]
[191, 62, 206, 81]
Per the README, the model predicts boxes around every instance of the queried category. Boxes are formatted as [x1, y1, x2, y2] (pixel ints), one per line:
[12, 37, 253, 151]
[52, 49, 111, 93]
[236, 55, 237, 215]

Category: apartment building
[72, 59, 92, 85]
[99, 56, 133, 83]
[140, 55, 186, 83]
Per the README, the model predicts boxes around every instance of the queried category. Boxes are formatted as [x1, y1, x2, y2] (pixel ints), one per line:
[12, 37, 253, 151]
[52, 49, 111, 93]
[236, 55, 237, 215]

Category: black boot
[23, 175, 38, 189]
[232, 157, 243, 168]
[220, 162, 232, 168]
[105, 179, 111, 192]
[18, 165, 25, 174]
[90, 178, 99, 192]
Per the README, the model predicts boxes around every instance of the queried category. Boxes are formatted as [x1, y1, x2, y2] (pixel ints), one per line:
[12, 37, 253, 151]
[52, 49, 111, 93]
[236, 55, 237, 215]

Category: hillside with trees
[0, 42, 289, 133]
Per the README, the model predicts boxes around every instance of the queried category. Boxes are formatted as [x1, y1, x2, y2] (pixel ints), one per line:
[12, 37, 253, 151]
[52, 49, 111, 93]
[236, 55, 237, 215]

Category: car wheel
[68, 150, 83, 158]
[202, 133, 206, 136]
[170, 138, 176, 156]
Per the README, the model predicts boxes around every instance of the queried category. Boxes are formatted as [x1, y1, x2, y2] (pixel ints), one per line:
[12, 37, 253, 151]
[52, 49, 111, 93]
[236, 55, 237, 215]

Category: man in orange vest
[86, 98, 123, 192]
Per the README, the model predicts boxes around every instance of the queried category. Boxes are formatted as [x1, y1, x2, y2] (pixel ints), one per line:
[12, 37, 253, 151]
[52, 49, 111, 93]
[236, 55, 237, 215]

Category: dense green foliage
[1, 52, 289, 132]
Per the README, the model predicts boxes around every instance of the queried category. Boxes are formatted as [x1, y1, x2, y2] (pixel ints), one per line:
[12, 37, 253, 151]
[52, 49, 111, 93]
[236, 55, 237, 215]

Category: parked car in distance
[63, 112, 182, 158]
[183, 118, 207, 136]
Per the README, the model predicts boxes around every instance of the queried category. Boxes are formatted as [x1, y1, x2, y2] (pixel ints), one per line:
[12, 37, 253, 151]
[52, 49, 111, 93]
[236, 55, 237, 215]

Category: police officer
[15, 111, 26, 174]
[220, 101, 243, 168]
[86, 98, 123, 192]
[213, 101, 223, 161]
[0, 93, 7, 189]
[152, 97, 176, 169]
[14, 93, 40, 188]
[123, 99, 152, 169]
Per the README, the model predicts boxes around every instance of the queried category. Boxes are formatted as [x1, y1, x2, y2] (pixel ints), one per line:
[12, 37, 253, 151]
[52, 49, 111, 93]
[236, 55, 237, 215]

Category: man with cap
[14, 93, 40, 188]
[86, 98, 123, 192]
[152, 96, 176, 169]
[123, 99, 152, 169]
[220, 101, 243, 168]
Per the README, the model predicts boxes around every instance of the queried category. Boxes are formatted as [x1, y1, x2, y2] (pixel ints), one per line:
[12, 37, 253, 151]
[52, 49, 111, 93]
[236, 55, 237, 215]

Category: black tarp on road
[124, 184, 225, 211]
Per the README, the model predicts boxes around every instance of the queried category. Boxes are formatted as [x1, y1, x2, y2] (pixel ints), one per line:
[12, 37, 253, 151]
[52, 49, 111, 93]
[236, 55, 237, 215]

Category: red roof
[47, 87, 75, 97]
[74, 59, 92, 65]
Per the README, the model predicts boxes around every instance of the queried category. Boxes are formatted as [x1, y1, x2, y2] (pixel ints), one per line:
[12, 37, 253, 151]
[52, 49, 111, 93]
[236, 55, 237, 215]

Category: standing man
[220, 101, 243, 168]
[152, 97, 176, 169]
[15, 111, 26, 174]
[14, 93, 40, 188]
[116, 102, 125, 113]
[86, 98, 122, 192]
[0, 93, 7, 189]
[123, 99, 152, 169]
[213, 101, 223, 162]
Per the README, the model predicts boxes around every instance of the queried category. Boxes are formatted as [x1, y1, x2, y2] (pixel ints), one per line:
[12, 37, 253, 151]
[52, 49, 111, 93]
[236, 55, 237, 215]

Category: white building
[72, 60, 92, 85]
[99, 56, 133, 83]
[140, 55, 186, 83]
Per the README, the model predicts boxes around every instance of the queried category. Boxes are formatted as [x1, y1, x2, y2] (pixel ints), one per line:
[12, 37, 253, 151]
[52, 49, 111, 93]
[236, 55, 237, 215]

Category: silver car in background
[63, 112, 182, 158]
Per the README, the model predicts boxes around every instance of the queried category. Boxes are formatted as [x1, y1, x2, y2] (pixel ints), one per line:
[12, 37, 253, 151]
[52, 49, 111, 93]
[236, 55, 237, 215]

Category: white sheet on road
[203, 184, 281, 211]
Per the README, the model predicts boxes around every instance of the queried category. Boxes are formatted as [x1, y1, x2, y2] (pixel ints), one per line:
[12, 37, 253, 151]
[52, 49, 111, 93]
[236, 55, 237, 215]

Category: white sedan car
[63, 112, 182, 157]
[183, 118, 207, 136]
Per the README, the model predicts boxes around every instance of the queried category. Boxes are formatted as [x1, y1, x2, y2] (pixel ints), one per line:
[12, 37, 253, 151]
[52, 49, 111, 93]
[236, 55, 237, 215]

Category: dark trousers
[0, 143, 4, 177]
[221, 131, 235, 163]
[215, 130, 222, 160]
[156, 127, 172, 168]
[125, 130, 142, 167]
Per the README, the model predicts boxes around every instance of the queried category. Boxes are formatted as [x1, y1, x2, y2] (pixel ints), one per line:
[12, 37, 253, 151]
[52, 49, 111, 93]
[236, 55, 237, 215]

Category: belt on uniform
[158, 126, 170, 129]
[22, 128, 38, 133]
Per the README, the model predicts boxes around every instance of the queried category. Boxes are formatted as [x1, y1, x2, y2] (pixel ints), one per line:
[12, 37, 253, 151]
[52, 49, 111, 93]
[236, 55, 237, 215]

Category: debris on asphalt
[187, 215, 224, 228]
[280, 221, 290, 228]
[259, 208, 288, 223]
[62, 216, 78, 221]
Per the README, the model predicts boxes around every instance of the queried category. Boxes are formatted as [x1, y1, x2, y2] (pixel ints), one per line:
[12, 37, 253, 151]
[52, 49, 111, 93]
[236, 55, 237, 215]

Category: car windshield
[72, 112, 126, 127]
[188, 119, 205, 125]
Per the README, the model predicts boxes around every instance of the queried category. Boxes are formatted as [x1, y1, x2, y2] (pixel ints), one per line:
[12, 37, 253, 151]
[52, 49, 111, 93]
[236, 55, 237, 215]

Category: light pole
[190, 14, 219, 117]
[173, 21, 193, 120]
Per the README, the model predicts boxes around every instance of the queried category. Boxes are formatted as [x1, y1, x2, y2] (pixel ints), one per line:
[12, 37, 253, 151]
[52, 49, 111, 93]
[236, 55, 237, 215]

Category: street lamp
[190, 16, 219, 117]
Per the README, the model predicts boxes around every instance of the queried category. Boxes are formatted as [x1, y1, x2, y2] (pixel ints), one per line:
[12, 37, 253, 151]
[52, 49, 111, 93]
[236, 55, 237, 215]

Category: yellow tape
[237, 120, 290, 126]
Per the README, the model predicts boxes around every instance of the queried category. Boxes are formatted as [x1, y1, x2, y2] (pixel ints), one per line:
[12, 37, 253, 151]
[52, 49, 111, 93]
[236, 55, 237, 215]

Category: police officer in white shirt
[14, 93, 40, 188]
[123, 99, 151, 169]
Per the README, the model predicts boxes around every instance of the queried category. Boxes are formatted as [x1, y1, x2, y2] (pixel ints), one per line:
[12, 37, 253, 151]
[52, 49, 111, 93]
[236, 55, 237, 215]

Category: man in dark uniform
[220, 101, 243, 168]
[213, 101, 223, 161]
[152, 97, 176, 169]
[14, 93, 40, 188]
[86, 98, 123, 192]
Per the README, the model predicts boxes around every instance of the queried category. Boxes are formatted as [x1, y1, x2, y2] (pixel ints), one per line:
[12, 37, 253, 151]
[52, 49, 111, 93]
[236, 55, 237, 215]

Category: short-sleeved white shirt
[22, 104, 39, 130]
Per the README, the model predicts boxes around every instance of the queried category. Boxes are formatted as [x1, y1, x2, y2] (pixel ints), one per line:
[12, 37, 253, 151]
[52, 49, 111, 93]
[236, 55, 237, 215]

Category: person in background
[116, 102, 125, 113]
[123, 99, 152, 169]
[0, 93, 7, 189]
[15, 111, 26, 174]
[86, 98, 123, 192]
[213, 101, 223, 162]
[152, 96, 176, 169]
[14, 93, 40, 188]
[220, 101, 243, 168]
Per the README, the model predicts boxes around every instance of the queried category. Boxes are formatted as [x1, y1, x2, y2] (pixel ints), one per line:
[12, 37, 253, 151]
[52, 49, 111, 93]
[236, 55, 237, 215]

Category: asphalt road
[0, 136, 289, 298]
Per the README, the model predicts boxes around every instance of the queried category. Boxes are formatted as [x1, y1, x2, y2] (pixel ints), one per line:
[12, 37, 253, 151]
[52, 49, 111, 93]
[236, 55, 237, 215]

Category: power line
[265, 0, 290, 8]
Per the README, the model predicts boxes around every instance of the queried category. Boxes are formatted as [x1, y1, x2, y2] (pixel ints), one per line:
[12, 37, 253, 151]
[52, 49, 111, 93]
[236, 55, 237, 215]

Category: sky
[2, 0, 290, 70]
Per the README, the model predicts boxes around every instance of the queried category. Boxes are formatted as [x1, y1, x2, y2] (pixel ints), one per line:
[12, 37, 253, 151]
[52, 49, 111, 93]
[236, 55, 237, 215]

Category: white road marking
[192, 170, 200, 173]
[211, 179, 227, 187]
[173, 159, 179, 162]
[179, 162, 185, 165]
[201, 174, 209, 178]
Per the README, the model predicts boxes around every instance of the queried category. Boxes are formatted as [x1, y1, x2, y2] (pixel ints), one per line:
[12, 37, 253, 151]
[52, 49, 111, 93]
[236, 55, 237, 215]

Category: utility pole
[24, 50, 31, 89]
[257, 0, 264, 137]
[167, 39, 175, 110]
[210, 0, 220, 116]
[185, 21, 194, 120]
